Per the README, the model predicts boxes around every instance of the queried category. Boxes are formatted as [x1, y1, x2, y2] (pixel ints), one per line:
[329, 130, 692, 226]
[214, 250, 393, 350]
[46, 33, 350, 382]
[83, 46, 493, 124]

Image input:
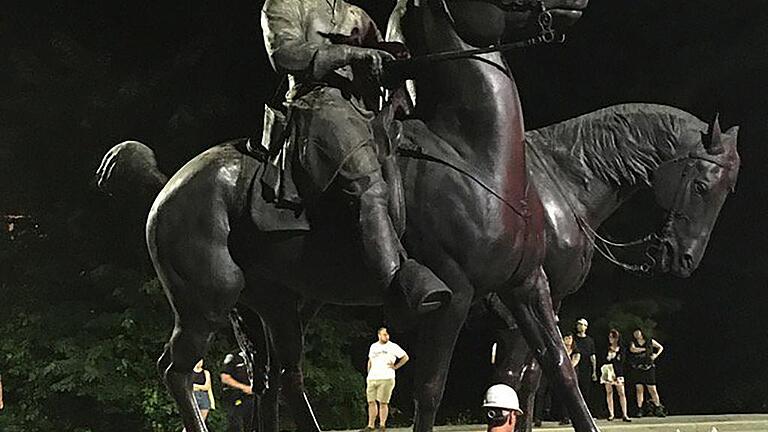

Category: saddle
[246, 97, 408, 233]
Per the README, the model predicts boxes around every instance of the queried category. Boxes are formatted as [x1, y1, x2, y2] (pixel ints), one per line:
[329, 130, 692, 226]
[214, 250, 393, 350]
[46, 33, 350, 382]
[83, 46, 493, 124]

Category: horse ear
[725, 125, 740, 143]
[704, 112, 725, 155]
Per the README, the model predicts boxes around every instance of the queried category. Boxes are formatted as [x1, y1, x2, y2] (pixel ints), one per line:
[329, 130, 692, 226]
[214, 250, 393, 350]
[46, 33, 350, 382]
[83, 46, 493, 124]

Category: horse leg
[412, 266, 474, 432]
[229, 307, 277, 432]
[150, 214, 245, 431]
[490, 327, 541, 432]
[503, 267, 598, 432]
[517, 356, 542, 432]
[156, 256, 243, 432]
[253, 316, 281, 432]
[159, 316, 219, 432]
[257, 351, 281, 432]
[260, 295, 321, 432]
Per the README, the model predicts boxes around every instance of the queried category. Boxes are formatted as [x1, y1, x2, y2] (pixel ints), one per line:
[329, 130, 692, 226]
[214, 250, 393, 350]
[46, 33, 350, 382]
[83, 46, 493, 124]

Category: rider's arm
[629, 342, 645, 353]
[262, 0, 366, 80]
[367, 359, 372, 373]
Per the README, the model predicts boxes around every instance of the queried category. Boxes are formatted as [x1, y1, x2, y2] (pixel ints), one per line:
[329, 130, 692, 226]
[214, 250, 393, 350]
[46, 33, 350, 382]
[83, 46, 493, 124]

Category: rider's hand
[243, 385, 254, 395]
[348, 47, 396, 81]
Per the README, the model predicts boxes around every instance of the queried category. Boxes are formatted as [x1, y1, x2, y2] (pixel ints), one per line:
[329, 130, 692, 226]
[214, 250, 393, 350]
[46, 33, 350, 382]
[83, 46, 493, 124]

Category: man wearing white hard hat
[483, 384, 523, 432]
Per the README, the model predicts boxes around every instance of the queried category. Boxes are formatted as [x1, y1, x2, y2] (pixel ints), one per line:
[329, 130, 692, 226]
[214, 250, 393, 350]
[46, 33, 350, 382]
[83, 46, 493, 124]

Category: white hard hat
[482, 384, 522, 414]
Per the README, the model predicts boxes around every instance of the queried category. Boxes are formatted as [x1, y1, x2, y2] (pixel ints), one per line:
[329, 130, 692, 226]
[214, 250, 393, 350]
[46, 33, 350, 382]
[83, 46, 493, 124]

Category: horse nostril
[682, 253, 694, 268]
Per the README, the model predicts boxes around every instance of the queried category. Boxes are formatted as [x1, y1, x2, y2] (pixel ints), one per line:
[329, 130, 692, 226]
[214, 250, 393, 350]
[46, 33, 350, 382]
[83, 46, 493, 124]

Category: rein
[389, 0, 564, 70]
[397, 144, 531, 220]
[526, 143, 719, 276]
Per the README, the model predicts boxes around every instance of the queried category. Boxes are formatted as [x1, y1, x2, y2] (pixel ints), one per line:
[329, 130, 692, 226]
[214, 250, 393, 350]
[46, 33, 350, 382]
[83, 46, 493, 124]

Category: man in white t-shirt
[364, 327, 409, 431]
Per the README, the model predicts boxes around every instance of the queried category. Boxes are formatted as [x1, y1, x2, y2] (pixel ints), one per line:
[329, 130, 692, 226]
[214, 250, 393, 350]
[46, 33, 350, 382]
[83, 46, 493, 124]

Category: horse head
[650, 115, 740, 277]
[437, 0, 588, 47]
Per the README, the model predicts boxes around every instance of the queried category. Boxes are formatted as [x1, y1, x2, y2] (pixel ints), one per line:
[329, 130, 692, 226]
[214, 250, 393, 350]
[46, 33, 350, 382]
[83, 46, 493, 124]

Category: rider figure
[261, 0, 452, 313]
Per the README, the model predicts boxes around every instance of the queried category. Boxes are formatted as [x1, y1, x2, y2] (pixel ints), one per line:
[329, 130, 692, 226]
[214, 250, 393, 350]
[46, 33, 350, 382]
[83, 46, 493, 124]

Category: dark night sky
[2, 0, 767, 419]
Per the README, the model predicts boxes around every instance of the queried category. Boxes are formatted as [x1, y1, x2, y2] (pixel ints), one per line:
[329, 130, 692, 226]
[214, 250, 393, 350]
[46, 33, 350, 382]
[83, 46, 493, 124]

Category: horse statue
[483, 105, 740, 431]
[96, 0, 598, 430]
[97, 101, 739, 432]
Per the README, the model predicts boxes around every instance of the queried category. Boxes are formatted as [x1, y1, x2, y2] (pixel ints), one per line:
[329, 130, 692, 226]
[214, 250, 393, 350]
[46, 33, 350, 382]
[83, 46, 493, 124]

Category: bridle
[583, 154, 735, 275]
[528, 139, 735, 275]
[438, 0, 564, 43]
[391, 0, 566, 70]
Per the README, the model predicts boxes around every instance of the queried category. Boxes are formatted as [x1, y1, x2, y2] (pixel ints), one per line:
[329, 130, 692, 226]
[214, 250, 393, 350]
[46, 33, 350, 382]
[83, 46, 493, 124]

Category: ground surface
[334, 415, 768, 432]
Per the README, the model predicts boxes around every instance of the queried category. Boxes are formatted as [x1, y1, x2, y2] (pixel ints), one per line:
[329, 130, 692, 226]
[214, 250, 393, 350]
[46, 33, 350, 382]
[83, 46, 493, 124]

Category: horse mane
[528, 103, 708, 187]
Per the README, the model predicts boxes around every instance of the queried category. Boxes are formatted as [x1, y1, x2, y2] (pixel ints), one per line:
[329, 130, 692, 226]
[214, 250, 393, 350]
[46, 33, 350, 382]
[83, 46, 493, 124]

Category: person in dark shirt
[628, 329, 665, 417]
[192, 359, 215, 422]
[221, 351, 255, 432]
[573, 318, 597, 414]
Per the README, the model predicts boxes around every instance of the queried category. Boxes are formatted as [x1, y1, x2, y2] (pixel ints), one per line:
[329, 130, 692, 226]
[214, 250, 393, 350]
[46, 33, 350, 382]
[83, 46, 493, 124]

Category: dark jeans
[577, 370, 594, 414]
[227, 396, 255, 432]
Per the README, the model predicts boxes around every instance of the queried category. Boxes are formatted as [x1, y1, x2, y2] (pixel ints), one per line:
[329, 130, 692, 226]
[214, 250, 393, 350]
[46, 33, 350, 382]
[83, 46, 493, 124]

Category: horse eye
[693, 181, 708, 194]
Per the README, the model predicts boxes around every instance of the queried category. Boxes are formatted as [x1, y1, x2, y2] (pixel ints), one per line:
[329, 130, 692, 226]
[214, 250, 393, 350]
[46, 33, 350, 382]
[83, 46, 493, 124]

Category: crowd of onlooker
[534, 318, 667, 425]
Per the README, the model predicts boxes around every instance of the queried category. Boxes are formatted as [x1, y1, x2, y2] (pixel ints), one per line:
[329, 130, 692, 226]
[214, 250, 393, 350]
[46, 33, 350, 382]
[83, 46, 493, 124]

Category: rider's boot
[348, 172, 452, 314]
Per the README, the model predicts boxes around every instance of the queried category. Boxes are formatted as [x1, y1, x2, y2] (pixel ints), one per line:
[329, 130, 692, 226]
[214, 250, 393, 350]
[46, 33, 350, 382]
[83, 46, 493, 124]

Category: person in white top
[364, 327, 409, 431]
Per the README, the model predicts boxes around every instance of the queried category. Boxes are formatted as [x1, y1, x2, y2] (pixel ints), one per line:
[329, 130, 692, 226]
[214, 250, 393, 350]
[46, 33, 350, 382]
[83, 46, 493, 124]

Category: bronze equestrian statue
[97, 0, 596, 430]
[484, 107, 740, 432]
[98, 104, 739, 432]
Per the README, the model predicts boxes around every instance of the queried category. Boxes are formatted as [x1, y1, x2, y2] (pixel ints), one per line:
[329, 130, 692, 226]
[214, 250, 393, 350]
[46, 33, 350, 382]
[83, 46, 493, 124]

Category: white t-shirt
[367, 341, 406, 380]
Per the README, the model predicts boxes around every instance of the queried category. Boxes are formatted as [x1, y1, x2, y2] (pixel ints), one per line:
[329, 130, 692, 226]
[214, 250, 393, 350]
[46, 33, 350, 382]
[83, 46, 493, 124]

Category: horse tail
[96, 140, 169, 209]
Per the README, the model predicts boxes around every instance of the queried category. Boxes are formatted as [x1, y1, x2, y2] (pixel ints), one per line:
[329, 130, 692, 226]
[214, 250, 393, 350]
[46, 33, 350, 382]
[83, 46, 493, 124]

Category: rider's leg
[340, 149, 452, 313]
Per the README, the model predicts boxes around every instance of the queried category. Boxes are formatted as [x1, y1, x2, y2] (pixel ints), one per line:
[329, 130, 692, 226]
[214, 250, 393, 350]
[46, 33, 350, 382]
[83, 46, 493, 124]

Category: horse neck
[414, 3, 526, 192]
[528, 111, 694, 227]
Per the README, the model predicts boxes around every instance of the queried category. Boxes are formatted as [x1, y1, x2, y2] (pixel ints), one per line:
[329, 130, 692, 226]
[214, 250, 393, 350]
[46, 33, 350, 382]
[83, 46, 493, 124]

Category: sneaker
[634, 407, 644, 418]
[654, 404, 667, 417]
[642, 400, 655, 417]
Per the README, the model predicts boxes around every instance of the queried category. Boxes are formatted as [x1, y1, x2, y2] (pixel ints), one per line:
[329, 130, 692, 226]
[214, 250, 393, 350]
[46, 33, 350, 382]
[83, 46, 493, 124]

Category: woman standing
[600, 329, 631, 422]
[192, 359, 216, 422]
[628, 329, 665, 417]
